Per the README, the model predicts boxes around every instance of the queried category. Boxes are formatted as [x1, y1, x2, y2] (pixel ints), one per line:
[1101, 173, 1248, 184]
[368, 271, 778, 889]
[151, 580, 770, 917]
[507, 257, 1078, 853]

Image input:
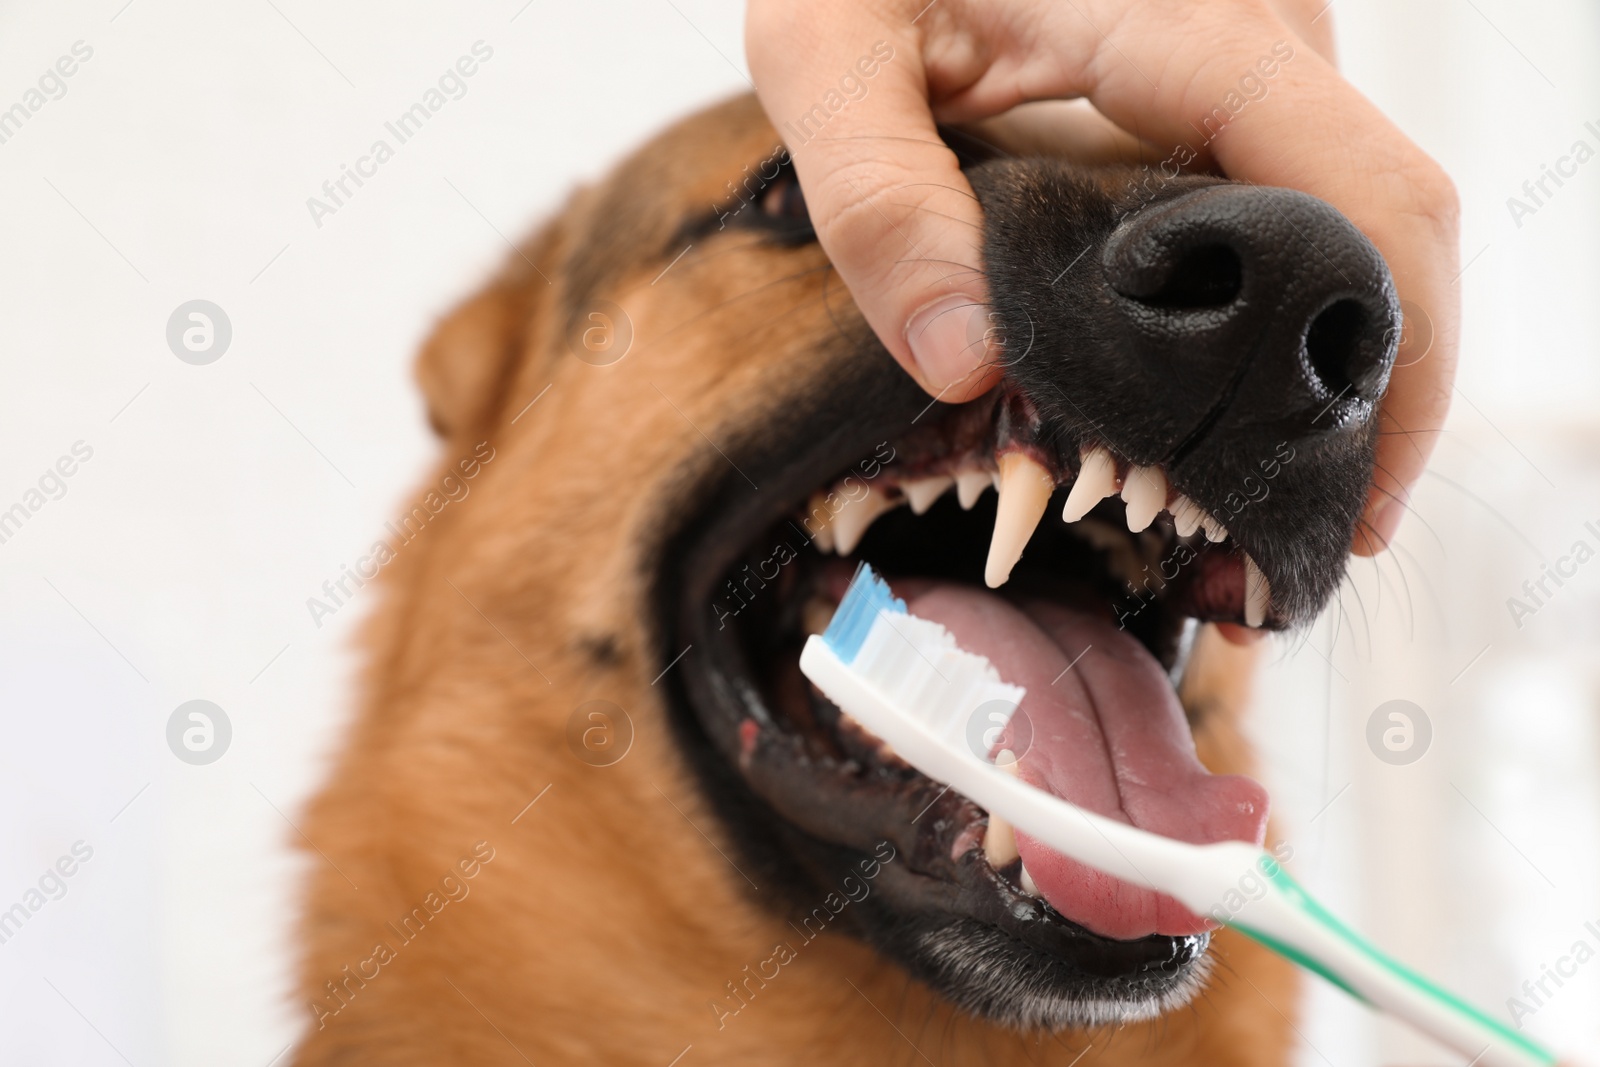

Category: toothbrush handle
[1234, 862, 1556, 1067]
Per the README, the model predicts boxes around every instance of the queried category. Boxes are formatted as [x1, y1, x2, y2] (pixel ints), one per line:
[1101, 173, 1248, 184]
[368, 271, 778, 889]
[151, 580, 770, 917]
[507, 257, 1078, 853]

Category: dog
[290, 91, 1398, 1065]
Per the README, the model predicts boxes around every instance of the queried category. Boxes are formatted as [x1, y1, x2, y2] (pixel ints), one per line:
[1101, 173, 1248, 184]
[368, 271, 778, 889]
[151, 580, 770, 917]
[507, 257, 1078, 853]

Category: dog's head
[416, 93, 1396, 1031]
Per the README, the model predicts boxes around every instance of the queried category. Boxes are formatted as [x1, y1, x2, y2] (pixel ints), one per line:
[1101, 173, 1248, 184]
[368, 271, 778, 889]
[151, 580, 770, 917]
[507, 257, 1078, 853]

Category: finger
[927, 0, 1459, 554]
[959, 98, 1163, 169]
[747, 0, 1003, 401]
[1269, 0, 1338, 63]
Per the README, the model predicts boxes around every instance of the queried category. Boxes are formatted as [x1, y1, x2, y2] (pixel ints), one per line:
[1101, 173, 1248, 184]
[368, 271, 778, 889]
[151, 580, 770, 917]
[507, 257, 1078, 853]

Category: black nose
[1101, 184, 1399, 452]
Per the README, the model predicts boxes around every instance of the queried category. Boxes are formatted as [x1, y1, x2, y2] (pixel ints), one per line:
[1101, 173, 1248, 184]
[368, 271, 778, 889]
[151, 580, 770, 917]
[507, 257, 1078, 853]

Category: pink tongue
[897, 580, 1268, 941]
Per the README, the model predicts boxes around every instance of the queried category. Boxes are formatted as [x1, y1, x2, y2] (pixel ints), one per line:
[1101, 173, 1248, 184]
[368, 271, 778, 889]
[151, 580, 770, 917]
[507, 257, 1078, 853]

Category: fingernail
[905, 294, 987, 392]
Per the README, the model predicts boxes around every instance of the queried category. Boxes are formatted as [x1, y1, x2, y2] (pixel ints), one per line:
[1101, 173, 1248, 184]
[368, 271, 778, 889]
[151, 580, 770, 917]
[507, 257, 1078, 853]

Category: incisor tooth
[1120, 465, 1168, 532]
[1062, 446, 1118, 522]
[983, 749, 1023, 868]
[1243, 554, 1271, 628]
[986, 453, 1055, 589]
[903, 474, 955, 515]
[1201, 515, 1228, 543]
[1171, 495, 1203, 538]
[832, 486, 900, 555]
[956, 468, 994, 510]
[1019, 862, 1042, 897]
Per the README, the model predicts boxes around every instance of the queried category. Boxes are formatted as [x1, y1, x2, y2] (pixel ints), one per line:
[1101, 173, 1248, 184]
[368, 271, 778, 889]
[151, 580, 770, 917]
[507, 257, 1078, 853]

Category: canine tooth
[1243, 554, 1271, 627]
[806, 492, 836, 553]
[1019, 862, 1042, 897]
[832, 486, 900, 555]
[1062, 446, 1118, 523]
[1201, 515, 1228, 543]
[902, 475, 955, 515]
[1171, 495, 1203, 538]
[956, 469, 994, 510]
[1120, 465, 1168, 532]
[983, 749, 1023, 867]
[985, 453, 1054, 589]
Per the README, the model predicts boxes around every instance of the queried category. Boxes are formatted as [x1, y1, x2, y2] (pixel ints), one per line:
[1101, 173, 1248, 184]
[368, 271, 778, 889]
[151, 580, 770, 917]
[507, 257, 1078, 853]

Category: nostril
[1126, 244, 1242, 310]
[1304, 298, 1369, 398]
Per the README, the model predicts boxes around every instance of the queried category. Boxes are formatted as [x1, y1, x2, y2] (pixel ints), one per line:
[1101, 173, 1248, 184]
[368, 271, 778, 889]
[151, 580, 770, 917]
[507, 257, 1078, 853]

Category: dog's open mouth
[749, 386, 1278, 939]
[654, 145, 1394, 1030]
[665, 378, 1306, 1028]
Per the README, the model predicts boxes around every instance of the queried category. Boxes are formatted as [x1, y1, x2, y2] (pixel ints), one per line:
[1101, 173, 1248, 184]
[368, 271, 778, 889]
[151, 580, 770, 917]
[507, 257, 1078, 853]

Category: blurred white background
[0, 1, 1595, 1064]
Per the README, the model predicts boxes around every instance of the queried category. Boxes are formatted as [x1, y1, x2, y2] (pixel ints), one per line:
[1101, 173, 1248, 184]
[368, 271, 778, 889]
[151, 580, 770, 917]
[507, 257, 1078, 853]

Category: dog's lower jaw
[912, 920, 1215, 1031]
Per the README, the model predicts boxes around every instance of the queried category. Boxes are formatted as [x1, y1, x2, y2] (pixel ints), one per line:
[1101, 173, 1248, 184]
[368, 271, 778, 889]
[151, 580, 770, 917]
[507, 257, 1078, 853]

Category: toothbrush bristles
[821, 564, 1026, 754]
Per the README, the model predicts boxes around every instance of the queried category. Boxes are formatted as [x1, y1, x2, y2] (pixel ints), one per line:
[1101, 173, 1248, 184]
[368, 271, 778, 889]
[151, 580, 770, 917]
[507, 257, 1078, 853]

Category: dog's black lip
[650, 347, 1213, 1013]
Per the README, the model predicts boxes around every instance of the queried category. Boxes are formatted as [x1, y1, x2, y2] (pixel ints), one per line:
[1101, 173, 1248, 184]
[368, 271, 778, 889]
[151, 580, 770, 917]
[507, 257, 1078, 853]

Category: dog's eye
[760, 172, 808, 223]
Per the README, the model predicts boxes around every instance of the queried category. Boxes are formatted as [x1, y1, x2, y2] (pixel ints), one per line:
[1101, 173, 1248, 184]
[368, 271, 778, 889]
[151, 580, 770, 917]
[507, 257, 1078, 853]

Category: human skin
[747, 0, 1460, 555]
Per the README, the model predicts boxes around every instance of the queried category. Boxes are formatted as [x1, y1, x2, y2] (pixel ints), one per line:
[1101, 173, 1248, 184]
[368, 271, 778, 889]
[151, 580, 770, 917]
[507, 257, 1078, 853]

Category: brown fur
[292, 95, 1298, 1066]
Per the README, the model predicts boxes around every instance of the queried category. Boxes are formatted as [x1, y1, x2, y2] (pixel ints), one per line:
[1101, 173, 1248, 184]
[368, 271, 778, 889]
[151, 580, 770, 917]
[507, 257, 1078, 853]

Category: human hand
[746, 0, 1459, 553]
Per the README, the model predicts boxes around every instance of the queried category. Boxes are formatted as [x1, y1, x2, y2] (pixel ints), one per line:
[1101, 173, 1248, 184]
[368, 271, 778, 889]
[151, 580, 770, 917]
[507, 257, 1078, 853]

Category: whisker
[894, 181, 982, 204]
[1392, 539, 1449, 640]
[893, 259, 987, 277]
[799, 133, 953, 150]
[1369, 459, 1447, 556]
[1341, 568, 1374, 661]
[888, 200, 985, 229]
[1385, 534, 1417, 641]
[1421, 467, 1543, 562]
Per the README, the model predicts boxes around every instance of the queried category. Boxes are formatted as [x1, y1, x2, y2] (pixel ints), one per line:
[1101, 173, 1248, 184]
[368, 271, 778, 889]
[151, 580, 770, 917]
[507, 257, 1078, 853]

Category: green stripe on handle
[1231, 861, 1556, 1066]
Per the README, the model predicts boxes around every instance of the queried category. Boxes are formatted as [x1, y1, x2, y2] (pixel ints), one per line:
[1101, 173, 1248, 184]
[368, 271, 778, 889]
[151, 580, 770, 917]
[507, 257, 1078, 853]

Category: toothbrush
[799, 563, 1557, 1067]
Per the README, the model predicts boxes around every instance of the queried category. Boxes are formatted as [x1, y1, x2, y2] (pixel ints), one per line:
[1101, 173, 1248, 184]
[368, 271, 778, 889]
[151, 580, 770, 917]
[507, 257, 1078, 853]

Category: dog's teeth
[1201, 515, 1228, 543]
[832, 486, 900, 555]
[984, 814, 1020, 868]
[985, 453, 1054, 589]
[807, 492, 836, 553]
[1018, 862, 1042, 898]
[956, 468, 994, 510]
[1171, 495, 1203, 538]
[982, 750, 1023, 868]
[903, 475, 955, 515]
[801, 596, 837, 636]
[1243, 554, 1271, 627]
[1062, 446, 1118, 523]
[1120, 465, 1168, 532]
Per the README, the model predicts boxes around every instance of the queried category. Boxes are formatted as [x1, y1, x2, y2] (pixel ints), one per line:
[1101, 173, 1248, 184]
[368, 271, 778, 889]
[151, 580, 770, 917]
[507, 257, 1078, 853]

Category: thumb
[747, 3, 1001, 402]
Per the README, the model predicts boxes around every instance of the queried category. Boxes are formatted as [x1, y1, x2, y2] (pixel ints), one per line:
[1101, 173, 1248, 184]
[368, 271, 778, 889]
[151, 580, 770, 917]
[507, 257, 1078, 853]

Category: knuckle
[808, 161, 910, 265]
[1411, 160, 1461, 231]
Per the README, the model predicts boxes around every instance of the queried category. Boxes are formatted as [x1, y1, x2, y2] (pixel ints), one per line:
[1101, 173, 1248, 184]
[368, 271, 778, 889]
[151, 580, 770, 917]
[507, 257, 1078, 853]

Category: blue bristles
[820, 562, 905, 664]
